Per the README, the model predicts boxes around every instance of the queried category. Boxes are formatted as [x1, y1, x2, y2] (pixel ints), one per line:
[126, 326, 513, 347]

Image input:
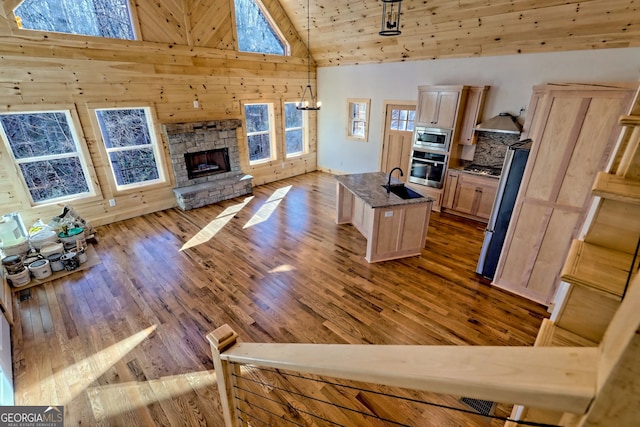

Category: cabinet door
[452, 175, 479, 215]
[417, 90, 439, 125]
[433, 91, 460, 128]
[475, 180, 498, 220]
[457, 86, 489, 145]
[442, 171, 459, 209]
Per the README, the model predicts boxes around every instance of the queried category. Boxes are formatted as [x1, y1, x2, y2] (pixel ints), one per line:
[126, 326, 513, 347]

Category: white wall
[317, 47, 640, 174]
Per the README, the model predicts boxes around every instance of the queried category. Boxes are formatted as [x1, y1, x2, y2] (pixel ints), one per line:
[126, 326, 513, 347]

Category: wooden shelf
[592, 172, 640, 204]
[561, 240, 633, 299]
[11, 244, 101, 293]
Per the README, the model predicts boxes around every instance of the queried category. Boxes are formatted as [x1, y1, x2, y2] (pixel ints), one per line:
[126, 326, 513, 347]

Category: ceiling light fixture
[297, 0, 321, 111]
[379, 0, 402, 36]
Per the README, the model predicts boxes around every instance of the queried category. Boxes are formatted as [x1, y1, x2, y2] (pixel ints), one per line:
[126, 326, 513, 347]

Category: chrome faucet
[386, 167, 404, 193]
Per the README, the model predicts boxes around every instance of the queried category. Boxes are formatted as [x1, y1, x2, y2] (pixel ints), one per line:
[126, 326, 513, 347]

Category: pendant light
[296, 0, 321, 110]
[379, 0, 402, 36]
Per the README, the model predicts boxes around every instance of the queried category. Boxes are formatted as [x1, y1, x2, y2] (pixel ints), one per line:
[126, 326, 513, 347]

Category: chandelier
[297, 0, 321, 110]
[379, 0, 402, 36]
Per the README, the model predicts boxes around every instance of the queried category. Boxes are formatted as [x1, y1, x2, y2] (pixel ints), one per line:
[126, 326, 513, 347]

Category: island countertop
[335, 172, 435, 208]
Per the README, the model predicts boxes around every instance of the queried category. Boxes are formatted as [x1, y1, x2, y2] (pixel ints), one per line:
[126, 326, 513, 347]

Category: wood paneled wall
[0, 1, 316, 227]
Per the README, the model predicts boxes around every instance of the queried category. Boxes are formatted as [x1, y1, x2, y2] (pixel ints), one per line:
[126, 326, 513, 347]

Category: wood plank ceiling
[278, 0, 640, 66]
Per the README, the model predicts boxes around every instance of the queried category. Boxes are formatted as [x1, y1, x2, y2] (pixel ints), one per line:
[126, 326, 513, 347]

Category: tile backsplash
[473, 131, 521, 168]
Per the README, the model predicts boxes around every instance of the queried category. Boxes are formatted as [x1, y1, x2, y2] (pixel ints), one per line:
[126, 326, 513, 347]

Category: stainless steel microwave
[414, 127, 452, 152]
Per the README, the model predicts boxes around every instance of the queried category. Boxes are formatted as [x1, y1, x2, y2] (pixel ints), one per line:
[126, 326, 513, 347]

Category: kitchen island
[335, 172, 434, 263]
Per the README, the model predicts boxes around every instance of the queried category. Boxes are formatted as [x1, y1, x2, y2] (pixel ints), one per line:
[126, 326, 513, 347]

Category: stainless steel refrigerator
[476, 145, 530, 280]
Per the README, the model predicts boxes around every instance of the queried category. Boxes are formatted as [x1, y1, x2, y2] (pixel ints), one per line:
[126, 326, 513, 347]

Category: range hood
[475, 113, 522, 134]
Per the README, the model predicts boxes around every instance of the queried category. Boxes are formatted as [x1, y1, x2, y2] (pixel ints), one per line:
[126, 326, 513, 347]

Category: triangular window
[234, 0, 288, 55]
[14, 0, 135, 40]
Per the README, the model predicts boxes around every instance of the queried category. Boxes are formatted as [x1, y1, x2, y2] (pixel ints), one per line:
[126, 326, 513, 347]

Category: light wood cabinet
[493, 83, 635, 305]
[442, 170, 497, 221]
[416, 86, 463, 128]
[456, 86, 489, 145]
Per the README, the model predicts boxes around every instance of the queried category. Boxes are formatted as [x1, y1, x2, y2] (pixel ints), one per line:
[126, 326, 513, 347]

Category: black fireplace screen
[185, 148, 231, 180]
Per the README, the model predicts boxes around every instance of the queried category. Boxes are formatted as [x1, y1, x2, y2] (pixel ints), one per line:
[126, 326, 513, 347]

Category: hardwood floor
[12, 172, 549, 426]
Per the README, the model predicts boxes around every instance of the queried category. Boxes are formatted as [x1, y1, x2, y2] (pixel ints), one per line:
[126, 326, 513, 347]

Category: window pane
[391, 109, 399, 120]
[15, 0, 135, 40]
[0, 112, 75, 158]
[390, 120, 399, 130]
[351, 121, 365, 137]
[286, 129, 303, 155]
[245, 104, 270, 133]
[96, 108, 151, 148]
[285, 103, 302, 128]
[248, 134, 271, 161]
[234, 0, 285, 55]
[19, 157, 89, 203]
[109, 148, 159, 186]
[399, 110, 408, 120]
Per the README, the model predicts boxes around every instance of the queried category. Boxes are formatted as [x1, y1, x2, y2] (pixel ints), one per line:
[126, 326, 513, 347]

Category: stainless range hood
[475, 113, 522, 134]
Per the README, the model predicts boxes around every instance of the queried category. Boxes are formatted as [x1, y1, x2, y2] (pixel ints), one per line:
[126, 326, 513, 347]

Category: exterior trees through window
[94, 107, 165, 190]
[0, 110, 95, 204]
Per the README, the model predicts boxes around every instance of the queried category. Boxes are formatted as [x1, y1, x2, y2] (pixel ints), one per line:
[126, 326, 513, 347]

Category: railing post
[207, 324, 241, 427]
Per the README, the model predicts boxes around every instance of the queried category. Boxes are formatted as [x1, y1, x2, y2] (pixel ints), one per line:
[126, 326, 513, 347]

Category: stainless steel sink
[382, 185, 424, 199]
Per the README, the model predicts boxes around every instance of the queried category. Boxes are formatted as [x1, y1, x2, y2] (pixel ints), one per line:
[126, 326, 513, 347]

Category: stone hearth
[163, 120, 252, 210]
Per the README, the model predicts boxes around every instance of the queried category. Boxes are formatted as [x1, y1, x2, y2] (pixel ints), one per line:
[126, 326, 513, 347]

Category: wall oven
[408, 150, 447, 188]
[414, 127, 452, 152]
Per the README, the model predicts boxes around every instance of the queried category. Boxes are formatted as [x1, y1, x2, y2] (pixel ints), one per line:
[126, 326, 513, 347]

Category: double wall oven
[408, 127, 451, 188]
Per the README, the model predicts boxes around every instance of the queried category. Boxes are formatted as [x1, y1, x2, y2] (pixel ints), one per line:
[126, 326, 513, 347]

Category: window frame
[283, 101, 308, 158]
[231, 0, 290, 56]
[0, 105, 99, 207]
[347, 98, 371, 142]
[12, 0, 140, 40]
[91, 105, 167, 192]
[243, 102, 277, 166]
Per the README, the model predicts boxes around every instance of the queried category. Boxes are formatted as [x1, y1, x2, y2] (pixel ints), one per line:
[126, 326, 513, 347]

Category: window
[14, 0, 135, 40]
[94, 107, 164, 190]
[390, 108, 416, 131]
[0, 110, 94, 204]
[284, 102, 306, 157]
[245, 103, 275, 164]
[347, 99, 371, 141]
[233, 0, 287, 55]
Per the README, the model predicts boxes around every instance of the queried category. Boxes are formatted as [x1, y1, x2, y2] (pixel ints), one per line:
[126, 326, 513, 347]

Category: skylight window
[14, 0, 135, 40]
[234, 0, 287, 55]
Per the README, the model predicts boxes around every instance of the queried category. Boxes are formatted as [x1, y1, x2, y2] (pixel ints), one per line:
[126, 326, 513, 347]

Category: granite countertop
[335, 172, 435, 208]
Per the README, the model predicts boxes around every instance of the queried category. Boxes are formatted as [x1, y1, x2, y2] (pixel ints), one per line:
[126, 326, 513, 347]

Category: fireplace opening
[185, 148, 231, 180]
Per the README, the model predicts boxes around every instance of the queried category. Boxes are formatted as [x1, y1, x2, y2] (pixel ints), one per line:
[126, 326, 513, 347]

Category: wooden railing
[206, 272, 640, 427]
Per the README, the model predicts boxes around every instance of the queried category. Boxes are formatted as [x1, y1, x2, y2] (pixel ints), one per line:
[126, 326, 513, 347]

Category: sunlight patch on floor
[181, 196, 254, 250]
[268, 264, 296, 273]
[86, 370, 217, 421]
[18, 325, 157, 407]
[243, 185, 292, 229]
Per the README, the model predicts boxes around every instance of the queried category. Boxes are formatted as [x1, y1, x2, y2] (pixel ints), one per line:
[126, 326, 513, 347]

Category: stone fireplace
[163, 120, 252, 210]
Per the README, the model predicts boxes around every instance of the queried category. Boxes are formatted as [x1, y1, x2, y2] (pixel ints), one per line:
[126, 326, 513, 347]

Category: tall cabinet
[492, 83, 636, 305]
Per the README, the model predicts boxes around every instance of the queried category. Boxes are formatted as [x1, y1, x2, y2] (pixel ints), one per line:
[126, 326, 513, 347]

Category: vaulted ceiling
[281, 0, 640, 67]
[1, 0, 638, 68]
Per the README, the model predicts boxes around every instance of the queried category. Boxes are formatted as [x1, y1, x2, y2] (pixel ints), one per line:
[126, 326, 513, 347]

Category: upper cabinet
[456, 86, 490, 145]
[416, 86, 464, 129]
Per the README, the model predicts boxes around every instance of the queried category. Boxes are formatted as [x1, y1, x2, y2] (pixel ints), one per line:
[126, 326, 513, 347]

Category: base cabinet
[442, 170, 498, 221]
